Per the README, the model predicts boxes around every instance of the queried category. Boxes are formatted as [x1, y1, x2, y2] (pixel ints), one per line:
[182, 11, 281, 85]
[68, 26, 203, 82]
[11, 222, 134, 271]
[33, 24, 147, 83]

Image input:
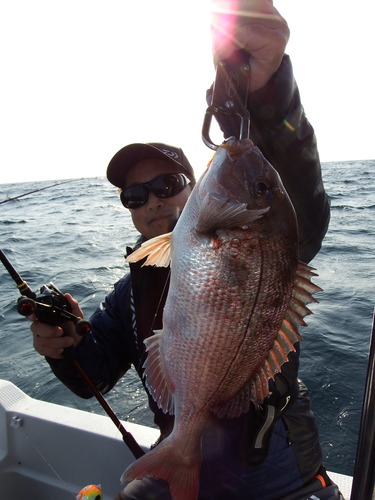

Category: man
[31, 1, 342, 499]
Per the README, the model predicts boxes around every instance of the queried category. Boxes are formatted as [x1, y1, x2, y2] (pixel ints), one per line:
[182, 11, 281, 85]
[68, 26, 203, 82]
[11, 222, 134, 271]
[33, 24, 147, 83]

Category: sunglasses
[120, 173, 191, 209]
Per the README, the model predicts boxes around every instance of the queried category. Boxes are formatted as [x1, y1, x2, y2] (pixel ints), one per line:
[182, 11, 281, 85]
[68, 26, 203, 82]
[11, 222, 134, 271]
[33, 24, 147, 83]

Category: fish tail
[121, 437, 201, 500]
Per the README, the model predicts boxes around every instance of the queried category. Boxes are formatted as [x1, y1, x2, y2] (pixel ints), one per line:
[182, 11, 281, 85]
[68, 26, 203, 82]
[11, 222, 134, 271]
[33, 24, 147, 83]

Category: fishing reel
[17, 282, 92, 336]
[0, 249, 91, 337]
[1, 250, 144, 458]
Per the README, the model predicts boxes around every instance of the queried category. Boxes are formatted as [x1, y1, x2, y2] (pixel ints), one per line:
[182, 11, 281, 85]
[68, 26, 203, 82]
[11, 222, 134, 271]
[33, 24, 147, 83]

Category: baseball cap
[106, 142, 196, 188]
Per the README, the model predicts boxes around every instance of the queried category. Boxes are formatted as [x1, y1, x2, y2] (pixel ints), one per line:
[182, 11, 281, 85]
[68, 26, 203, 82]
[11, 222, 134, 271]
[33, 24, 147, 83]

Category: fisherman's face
[123, 159, 192, 239]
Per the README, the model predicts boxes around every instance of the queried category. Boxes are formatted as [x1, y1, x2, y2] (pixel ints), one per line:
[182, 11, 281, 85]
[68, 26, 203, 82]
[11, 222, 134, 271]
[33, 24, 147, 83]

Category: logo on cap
[161, 149, 180, 161]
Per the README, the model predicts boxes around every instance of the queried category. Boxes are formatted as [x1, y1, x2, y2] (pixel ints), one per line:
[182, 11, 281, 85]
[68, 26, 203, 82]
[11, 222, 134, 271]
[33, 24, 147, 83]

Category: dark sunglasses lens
[120, 173, 190, 209]
[120, 185, 147, 209]
[152, 174, 188, 198]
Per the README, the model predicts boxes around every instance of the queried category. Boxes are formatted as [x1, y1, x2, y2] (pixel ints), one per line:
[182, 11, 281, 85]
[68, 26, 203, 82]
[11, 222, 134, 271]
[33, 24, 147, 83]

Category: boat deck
[0, 380, 352, 499]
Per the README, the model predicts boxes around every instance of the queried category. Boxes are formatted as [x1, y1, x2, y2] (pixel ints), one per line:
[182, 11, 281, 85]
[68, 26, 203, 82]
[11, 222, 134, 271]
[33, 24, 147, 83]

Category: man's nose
[146, 191, 164, 208]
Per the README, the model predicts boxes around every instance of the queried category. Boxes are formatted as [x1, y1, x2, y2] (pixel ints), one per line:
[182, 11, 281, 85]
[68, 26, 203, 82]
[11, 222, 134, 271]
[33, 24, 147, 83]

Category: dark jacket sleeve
[46, 275, 135, 398]
[208, 54, 330, 263]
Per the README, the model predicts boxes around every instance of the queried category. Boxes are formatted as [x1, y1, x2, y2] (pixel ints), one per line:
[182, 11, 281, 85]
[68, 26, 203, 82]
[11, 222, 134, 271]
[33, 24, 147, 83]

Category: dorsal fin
[213, 261, 322, 414]
[125, 232, 172, 267]
[250, 261, 322, 403]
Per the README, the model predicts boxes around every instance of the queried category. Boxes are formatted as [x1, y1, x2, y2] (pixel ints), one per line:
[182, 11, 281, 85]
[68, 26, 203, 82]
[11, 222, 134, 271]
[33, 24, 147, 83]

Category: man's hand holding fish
[211, 0, 290, 92]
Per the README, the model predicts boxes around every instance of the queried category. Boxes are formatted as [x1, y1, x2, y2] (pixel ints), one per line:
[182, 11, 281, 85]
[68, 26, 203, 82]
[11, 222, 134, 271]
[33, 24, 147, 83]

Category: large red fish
[122, 138, 321, 500]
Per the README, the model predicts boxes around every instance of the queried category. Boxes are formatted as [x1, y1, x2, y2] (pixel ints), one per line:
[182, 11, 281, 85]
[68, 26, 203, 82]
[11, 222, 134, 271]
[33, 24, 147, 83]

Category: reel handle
[17, 283, 91, 336]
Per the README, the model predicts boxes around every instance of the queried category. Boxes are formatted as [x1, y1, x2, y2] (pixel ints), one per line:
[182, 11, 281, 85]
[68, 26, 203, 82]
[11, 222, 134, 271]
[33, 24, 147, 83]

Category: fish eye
[254, 179, 271, 196]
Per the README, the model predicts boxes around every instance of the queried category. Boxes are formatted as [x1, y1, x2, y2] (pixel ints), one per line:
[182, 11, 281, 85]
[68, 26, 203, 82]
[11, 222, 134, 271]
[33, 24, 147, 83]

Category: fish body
[123, 139, 321, 500]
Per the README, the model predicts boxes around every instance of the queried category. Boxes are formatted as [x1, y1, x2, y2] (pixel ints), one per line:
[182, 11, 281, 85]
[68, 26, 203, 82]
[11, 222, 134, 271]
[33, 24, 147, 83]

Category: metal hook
[202, 50, 251, 150]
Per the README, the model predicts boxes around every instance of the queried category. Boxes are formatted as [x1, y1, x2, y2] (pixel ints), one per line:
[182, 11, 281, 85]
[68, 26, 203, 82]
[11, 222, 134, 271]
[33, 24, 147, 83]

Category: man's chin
[148, 217, 176, 238]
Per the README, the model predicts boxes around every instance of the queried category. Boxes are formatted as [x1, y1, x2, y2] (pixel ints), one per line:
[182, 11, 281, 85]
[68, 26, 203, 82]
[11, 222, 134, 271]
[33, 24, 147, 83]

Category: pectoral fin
[143, 331, 175, 415]
[196, 193, 269, 234]
[125, 232, 172, 267]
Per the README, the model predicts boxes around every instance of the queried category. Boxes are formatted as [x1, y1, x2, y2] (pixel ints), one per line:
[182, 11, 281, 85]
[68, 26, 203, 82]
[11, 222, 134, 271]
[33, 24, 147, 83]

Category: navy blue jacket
[47, 55, 330, 486]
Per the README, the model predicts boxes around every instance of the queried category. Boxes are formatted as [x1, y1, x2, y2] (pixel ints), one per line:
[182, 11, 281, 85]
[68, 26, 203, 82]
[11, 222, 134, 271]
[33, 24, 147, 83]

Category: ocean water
[0, 160, 374, 478]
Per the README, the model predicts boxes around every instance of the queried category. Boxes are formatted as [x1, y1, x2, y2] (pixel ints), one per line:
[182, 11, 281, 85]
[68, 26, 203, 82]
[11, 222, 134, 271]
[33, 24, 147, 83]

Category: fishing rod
[350, 308, 375, 500]
[0, 179, 81, 205]
[0, 248, 145, 459]
[0, 249, 92, 335]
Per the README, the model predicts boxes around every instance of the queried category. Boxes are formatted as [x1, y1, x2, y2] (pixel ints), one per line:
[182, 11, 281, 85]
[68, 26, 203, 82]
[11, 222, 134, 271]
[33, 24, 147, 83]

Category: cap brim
[107, 143, 183, 188]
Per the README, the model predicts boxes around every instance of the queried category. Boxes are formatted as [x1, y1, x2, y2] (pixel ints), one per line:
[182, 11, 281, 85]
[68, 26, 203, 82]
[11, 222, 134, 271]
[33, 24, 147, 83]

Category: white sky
[0, 0, 374, 184]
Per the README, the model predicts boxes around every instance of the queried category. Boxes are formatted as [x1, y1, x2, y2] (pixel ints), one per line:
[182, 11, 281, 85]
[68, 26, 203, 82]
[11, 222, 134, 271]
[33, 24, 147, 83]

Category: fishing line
[17, 421, 105, 498]
[17, 423, 68, 488]
[1, 177, 147, 459]
[1, 247, 145, 460]
[150, 269, 171, 335]
[0, 178, 82, 205]
[134, 268, 171, 376]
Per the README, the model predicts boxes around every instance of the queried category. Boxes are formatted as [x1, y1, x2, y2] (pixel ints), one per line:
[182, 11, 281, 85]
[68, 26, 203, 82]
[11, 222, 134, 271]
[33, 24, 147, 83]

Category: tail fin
[121, 437, 201, 500]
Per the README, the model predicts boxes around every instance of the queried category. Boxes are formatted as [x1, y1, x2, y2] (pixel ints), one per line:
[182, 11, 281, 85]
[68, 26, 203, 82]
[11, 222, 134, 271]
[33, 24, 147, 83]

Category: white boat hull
[0, 379, 352, 499]
[0, 379, 158, 499]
